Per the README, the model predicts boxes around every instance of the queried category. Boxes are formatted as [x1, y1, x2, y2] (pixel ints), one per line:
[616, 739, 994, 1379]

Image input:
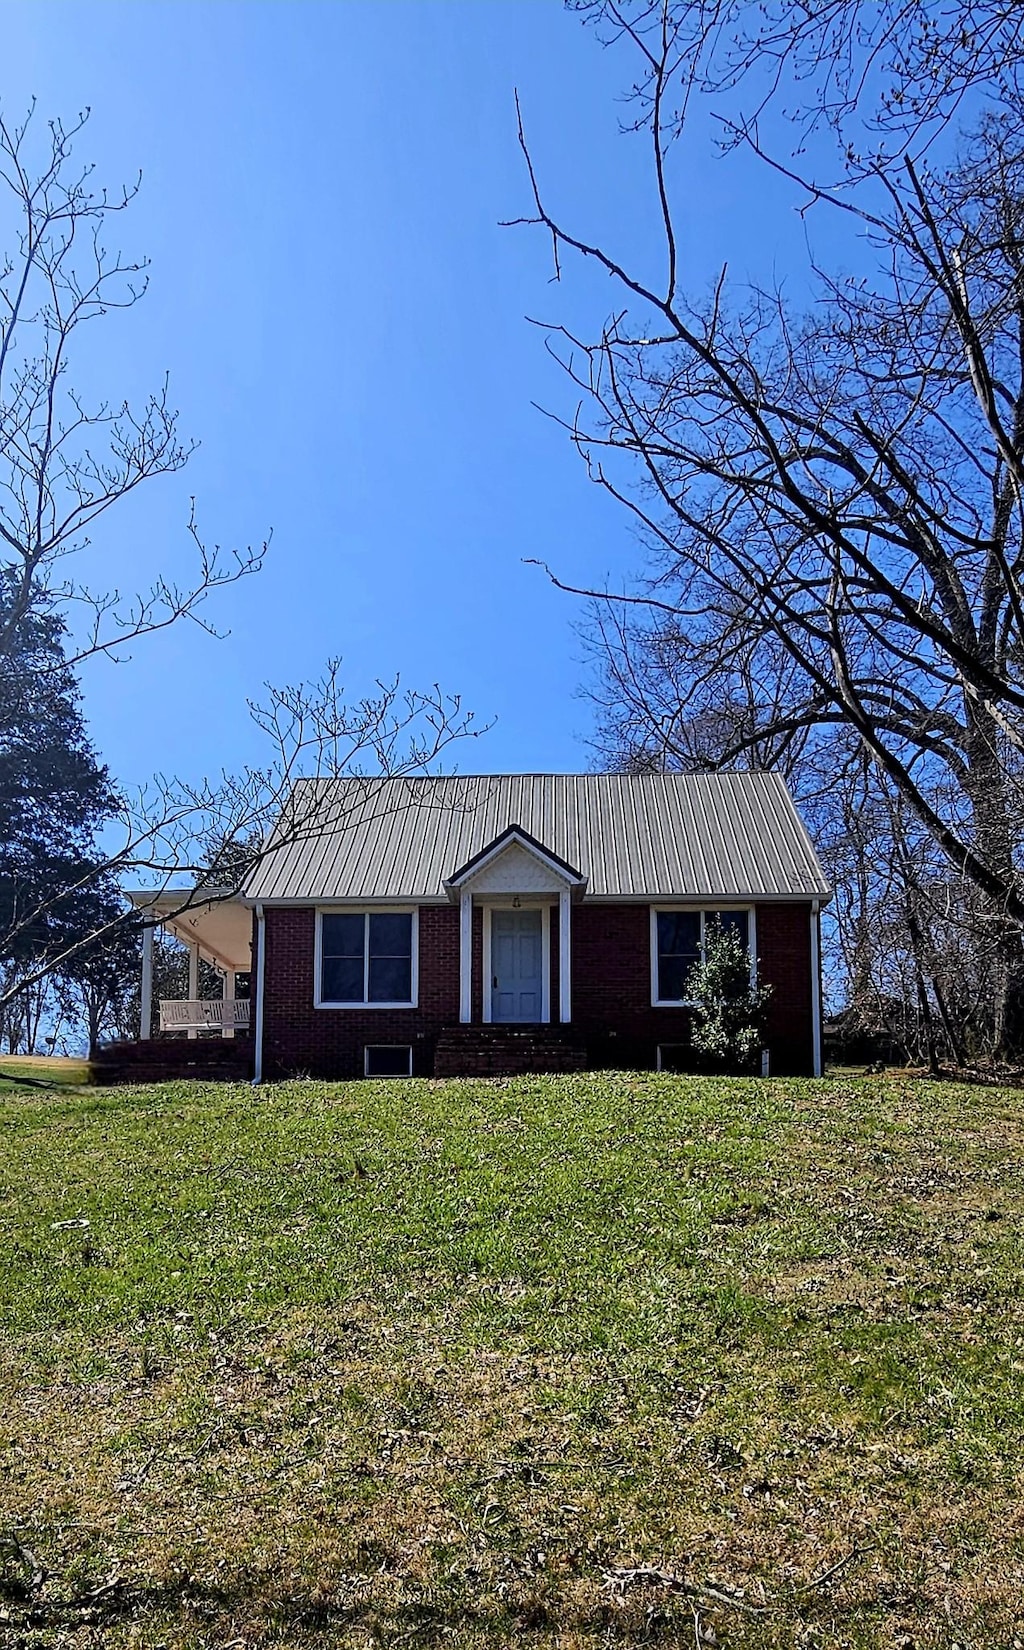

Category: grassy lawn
[1, 1073, 1022, 1648]
[0, 1054, 90, 1086]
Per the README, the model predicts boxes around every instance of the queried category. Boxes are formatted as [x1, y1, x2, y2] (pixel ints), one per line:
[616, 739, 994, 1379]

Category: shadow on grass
[8, 1574, 685, 1644]
[4, 1558, 957, 1649]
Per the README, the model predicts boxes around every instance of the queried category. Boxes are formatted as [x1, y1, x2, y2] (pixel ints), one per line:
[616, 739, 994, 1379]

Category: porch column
[139, 921, 154, 1041]
[459, 891, 472, 1023]
[223, 969, 236, 1039]
[187, 941, 199, 1040]
[559, 887, 572, 1023]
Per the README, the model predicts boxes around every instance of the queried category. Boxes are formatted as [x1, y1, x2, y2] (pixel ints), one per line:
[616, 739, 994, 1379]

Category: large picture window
[652, 908, 752, 1005]
[317, 910, 416, 1007]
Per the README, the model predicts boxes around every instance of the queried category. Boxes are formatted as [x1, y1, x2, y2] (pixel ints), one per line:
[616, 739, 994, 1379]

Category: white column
[187, 941, 199, 1040]
[223, 969, 236, 1039]
[559, 887, 572, 1023]
[459, 891, 472, 1023]
[139, 922, 154, 1041]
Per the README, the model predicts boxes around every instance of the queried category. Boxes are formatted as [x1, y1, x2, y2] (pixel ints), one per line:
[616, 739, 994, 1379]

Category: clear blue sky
[5, 1, 823, 787]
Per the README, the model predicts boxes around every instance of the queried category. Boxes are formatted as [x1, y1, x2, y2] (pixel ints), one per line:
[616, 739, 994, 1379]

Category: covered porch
[126, 889, 253, 1040]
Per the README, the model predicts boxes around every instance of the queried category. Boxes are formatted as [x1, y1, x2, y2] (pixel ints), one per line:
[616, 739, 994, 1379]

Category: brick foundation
[91, 1037, 254, 1085]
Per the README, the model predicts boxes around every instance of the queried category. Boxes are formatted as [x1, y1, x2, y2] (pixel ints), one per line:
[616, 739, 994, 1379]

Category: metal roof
[243, 772, 831, 903]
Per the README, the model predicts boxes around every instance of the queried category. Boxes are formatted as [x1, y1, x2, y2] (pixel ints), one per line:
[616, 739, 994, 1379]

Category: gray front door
[491, 908, 544, 1022]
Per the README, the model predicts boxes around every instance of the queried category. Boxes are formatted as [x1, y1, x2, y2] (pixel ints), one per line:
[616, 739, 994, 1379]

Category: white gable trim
[460, 840, 567, 896]
[445, 828, 585, 900]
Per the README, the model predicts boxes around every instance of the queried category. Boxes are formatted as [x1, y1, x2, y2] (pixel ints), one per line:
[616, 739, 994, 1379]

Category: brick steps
[434, 1024, 587, 1078]
[91, 1038, 254, 1086]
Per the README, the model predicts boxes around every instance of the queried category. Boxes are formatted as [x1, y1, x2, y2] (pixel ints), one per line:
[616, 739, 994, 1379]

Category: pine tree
[0, 575, 119, 1016]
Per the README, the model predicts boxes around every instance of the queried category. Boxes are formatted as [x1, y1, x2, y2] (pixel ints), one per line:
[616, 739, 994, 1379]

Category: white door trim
[483, 903, 551, 1024]
[459, 889, 472, 1023]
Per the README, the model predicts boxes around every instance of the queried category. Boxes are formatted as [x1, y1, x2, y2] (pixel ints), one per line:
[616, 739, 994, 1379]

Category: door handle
[493, 976, 498, 988]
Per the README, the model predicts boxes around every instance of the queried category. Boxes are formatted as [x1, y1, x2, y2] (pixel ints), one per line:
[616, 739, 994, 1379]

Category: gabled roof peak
[444, 824, 586, 899]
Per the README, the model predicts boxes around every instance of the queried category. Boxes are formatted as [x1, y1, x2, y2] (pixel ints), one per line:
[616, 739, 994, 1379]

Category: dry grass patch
[1, 1072, 1023, 1647]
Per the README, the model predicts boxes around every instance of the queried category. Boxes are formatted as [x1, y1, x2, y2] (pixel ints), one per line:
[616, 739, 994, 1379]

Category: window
[317, 910, 416, 1006]
[364, 1045, 413, 1077]
[652, 908, 752, 1005]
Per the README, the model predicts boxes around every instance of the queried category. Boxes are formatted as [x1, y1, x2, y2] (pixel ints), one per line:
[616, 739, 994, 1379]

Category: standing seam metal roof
[243, 772, 830, 903]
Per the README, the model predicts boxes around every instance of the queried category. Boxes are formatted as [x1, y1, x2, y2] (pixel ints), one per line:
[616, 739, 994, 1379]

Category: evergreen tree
[0, 575, 119, 1018]
[687, 923, 772, 1075]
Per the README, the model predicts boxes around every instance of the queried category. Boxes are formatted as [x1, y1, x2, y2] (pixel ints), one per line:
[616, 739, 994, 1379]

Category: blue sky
[5, 0, 826, 787]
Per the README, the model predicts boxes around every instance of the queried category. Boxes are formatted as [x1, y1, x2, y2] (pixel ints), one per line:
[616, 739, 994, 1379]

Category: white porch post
[559, 887, 572, 1023]
[459, 891, 472, 1024]
[223, 969, 236, 1039]
[139, 922, 154, 1041]
[187, 941, 199, 1040]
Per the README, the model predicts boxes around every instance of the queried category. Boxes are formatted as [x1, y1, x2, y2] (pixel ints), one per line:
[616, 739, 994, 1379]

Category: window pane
[368, 955, 412, 1003]
[706, 910, 750, 950]
[321, 913, 365, 958]
[656, 910, 700, 1000]
[321, 955, 364, 1003]
[368, 913, 412, 958]
[657, 911, 701, 956]
[658, 957, 695, 1003]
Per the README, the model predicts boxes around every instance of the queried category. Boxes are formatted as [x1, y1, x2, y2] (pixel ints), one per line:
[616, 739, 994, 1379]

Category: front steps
[433, 1023, 587, 1078]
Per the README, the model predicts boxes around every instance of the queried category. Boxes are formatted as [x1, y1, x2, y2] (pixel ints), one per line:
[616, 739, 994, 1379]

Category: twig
[799, 1544, 876, 1591]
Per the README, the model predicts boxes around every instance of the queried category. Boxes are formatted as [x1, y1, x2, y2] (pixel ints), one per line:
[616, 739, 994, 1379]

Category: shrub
[687, 921, 772, 1073]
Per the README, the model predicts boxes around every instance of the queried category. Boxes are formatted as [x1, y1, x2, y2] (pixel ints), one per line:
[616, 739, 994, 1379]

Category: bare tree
[513, 0, 1024, 1055]
[0, 106, 486, 1010]
[0, 103, 264, 670]
[0, 662, 485, 1012]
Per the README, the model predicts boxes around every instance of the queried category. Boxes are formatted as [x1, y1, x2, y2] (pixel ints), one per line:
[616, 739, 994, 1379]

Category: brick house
[120, 772, 830, 1082]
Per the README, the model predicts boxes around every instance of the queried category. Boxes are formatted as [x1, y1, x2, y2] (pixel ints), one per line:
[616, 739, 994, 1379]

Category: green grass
[1, 1072, 1022, 1647]
[0, 1053, 90, 1086]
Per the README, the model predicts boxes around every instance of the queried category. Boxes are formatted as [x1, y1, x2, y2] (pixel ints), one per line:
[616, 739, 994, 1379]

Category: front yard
[1, 1072, 1022, 1647]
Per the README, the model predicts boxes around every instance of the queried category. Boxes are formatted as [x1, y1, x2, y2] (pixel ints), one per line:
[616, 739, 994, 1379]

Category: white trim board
[313, 906, 419, 1009]
[649, 904, 757, 1007]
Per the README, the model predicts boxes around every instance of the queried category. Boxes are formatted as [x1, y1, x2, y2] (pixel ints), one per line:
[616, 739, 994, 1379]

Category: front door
[491, 908, 544, 1022]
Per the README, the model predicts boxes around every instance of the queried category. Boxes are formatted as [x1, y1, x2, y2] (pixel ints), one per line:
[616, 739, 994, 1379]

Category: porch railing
[159, 999, 251, 1034]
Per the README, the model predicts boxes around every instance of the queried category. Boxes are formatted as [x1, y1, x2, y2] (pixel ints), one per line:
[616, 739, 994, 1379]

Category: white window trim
[482, 902, 552, 1024]
[363, 1044, 413, 1077]
[650, 904, 757, 1008]
[314, 906, 419, 1009]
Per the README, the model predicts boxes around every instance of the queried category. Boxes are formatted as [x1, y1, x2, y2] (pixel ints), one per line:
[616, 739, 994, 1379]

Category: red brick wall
[571, 903, 688, 1068]
[570, 902, 816, 1075]
[260, 905, 460, 1079]
[756, 903, 816, 1076]
[256, 899, 817, 1078]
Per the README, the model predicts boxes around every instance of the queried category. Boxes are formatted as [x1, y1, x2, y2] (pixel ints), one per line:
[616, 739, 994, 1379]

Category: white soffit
[126, 889, 252, 972]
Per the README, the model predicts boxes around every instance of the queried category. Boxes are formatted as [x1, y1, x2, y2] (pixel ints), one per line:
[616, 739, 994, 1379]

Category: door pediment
[444, 825, 586, 901]
[462, 840, 566, 894]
